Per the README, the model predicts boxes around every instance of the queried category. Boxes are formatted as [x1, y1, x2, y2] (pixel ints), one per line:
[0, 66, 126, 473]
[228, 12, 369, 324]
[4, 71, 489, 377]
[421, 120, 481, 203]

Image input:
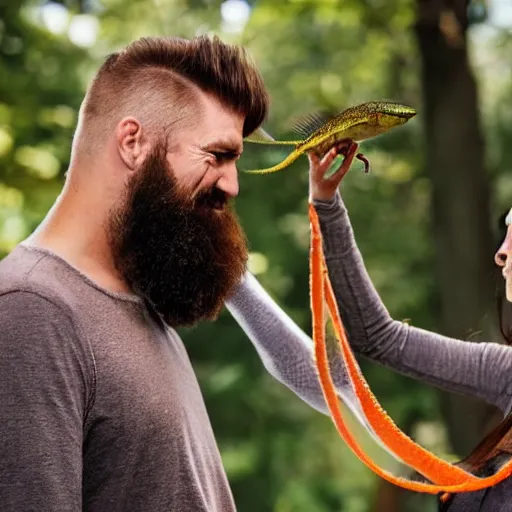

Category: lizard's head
[371, 101, 417, 129]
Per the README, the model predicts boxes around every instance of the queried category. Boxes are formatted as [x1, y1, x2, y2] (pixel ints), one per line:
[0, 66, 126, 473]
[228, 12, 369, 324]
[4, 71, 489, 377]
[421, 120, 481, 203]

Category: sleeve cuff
[311, 191, 353, 255]
[312, 191, 346, 216]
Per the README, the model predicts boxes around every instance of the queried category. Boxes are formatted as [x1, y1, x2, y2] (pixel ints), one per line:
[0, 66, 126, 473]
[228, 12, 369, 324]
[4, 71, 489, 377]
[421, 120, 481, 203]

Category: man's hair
[77, 35, 269, 153]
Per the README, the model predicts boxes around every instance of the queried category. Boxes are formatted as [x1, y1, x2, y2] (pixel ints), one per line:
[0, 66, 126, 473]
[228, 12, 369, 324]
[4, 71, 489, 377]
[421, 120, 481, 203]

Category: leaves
[3, 0, 510, 510]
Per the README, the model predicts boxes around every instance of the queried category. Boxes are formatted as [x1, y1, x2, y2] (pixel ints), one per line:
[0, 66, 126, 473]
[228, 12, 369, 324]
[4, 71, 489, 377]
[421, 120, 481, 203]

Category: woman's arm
[226, 273, 374, 430]
[314, 191, 512, 414]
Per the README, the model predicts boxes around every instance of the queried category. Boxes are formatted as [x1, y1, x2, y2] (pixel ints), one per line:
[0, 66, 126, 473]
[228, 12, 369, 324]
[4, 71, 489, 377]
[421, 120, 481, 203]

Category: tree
[2, 1, 510, 510]
[415, 0, 501, 456]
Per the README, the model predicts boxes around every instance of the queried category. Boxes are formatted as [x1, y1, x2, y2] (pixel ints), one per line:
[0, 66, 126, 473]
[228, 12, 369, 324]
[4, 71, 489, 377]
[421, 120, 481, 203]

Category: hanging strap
[309, 202, 512, 493]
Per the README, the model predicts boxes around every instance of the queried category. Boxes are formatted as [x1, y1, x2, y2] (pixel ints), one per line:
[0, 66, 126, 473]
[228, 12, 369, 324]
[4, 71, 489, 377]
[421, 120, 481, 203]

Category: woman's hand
[308, 140, 359, 202]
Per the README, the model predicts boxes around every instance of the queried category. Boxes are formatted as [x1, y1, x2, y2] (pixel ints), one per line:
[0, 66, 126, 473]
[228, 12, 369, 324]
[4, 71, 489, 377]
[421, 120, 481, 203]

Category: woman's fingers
[308, 151, 320, 167]
[334, 139, 353, 156]
[308, 139, 359, 201]
[319, 146, 339, 171]
[309, 146, 338, 182]
[325, 141, 359, 185]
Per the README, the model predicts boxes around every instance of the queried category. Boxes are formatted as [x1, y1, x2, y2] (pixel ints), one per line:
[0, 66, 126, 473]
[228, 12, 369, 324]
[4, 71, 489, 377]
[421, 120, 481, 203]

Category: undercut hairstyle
[76, 35, 269, 154]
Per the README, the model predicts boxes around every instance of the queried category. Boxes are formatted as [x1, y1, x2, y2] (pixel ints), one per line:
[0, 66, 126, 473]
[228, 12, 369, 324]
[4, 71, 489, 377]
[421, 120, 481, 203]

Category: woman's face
[495, 208, 512, 302]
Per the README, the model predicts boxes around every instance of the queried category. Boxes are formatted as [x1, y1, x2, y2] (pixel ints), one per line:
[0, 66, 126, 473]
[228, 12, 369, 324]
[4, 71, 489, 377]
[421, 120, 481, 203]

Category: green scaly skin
[243, 101, 416, 175]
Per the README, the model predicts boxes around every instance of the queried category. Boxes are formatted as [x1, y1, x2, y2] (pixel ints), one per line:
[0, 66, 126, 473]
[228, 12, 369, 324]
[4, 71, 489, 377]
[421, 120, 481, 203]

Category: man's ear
[116, 117, 148, 171]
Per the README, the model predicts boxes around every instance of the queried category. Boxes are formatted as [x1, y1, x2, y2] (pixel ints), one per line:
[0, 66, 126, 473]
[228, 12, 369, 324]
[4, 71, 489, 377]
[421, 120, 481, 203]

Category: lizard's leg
[356, 153, 370, 173]
[335, 140, 370, 174]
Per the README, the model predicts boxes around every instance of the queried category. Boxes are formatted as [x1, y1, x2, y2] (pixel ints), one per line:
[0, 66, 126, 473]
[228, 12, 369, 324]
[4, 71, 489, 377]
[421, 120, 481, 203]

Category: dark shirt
[0, 244, 235, 511]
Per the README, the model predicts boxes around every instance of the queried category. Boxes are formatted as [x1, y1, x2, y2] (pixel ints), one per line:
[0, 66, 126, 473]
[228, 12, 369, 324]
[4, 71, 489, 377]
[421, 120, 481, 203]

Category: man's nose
[495, 227, 512, 267]
[216, 164, 239, 198]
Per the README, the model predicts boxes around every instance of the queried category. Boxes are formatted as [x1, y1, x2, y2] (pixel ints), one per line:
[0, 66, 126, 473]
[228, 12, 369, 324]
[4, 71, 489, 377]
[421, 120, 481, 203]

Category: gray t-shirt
[0, 244, 235, 512]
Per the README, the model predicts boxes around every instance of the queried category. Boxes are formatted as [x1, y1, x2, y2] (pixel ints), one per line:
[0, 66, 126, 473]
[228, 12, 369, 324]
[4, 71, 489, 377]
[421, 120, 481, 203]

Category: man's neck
[25, 179, 131, 295]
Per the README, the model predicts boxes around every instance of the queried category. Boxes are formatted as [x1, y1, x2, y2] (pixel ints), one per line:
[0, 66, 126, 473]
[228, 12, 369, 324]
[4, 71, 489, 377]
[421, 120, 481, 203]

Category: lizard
[243, 100, 416, 174]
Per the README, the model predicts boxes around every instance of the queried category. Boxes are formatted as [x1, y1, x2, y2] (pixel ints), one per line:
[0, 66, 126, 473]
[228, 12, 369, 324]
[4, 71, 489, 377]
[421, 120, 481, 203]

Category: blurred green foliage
[2, 1, 512, 511]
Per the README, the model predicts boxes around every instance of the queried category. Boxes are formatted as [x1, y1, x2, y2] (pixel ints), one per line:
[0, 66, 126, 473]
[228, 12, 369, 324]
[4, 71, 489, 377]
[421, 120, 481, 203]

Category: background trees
[2, 1, 512, 510]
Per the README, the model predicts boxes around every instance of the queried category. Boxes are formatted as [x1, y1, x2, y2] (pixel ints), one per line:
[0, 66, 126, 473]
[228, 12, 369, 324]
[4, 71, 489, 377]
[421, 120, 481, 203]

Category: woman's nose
[496, 248, 508, 267]
[495, 228, 512, 267]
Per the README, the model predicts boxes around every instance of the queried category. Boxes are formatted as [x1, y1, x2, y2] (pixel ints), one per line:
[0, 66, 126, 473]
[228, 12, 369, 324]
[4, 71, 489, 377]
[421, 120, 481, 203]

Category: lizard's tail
[245, 139, 303, 145]
[242, 148, 305, 174]
[244, 127, 302, 146]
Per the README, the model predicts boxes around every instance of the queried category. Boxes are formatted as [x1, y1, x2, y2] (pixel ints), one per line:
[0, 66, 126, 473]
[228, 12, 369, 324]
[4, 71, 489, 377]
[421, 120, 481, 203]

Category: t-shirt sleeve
[0, 291, 93, 511]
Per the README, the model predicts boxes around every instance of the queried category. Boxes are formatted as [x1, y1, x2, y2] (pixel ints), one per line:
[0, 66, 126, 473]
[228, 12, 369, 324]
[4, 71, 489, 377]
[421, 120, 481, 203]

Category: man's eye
[212, 152, 237, 163]
[212, 152, 226, 162]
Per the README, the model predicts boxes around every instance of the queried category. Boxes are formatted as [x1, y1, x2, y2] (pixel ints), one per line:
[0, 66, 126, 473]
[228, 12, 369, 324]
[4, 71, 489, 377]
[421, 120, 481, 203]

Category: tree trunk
[414, 0, 499, 456]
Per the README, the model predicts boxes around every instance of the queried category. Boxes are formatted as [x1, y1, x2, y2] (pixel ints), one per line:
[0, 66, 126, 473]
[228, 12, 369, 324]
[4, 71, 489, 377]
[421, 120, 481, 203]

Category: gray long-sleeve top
[227, 192, 512, 511]
[227, 192, 512, 418]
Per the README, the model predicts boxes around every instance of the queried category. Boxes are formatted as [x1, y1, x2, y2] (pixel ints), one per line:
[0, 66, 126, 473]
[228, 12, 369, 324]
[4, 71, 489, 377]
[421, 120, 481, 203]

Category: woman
[227, 145, 512, 511]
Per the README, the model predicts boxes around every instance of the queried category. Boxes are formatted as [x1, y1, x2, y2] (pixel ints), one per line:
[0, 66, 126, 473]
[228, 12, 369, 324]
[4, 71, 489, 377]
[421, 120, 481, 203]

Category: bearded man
[0, 36, 269, 511]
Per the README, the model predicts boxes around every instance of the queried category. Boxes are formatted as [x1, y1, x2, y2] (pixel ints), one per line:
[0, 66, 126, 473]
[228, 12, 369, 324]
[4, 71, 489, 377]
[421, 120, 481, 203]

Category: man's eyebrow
[202, 140, 243, 154]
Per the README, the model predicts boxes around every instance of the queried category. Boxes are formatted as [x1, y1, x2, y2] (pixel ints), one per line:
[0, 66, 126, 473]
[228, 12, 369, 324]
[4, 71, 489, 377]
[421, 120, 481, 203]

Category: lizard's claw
[330, 140, 371, 174]
[335, 141, 370, 173]
[334, 139, 353, 154]
[356, 153, 370, 173]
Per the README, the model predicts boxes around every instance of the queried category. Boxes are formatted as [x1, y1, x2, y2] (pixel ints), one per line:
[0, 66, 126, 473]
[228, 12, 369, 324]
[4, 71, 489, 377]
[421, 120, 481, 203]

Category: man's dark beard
[107, 145, 248, 327]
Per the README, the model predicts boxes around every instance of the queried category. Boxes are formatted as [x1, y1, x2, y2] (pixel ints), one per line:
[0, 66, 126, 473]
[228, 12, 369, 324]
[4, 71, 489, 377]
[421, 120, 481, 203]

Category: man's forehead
[198, 89, 244, 126]
[178, 91, 245, 152]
